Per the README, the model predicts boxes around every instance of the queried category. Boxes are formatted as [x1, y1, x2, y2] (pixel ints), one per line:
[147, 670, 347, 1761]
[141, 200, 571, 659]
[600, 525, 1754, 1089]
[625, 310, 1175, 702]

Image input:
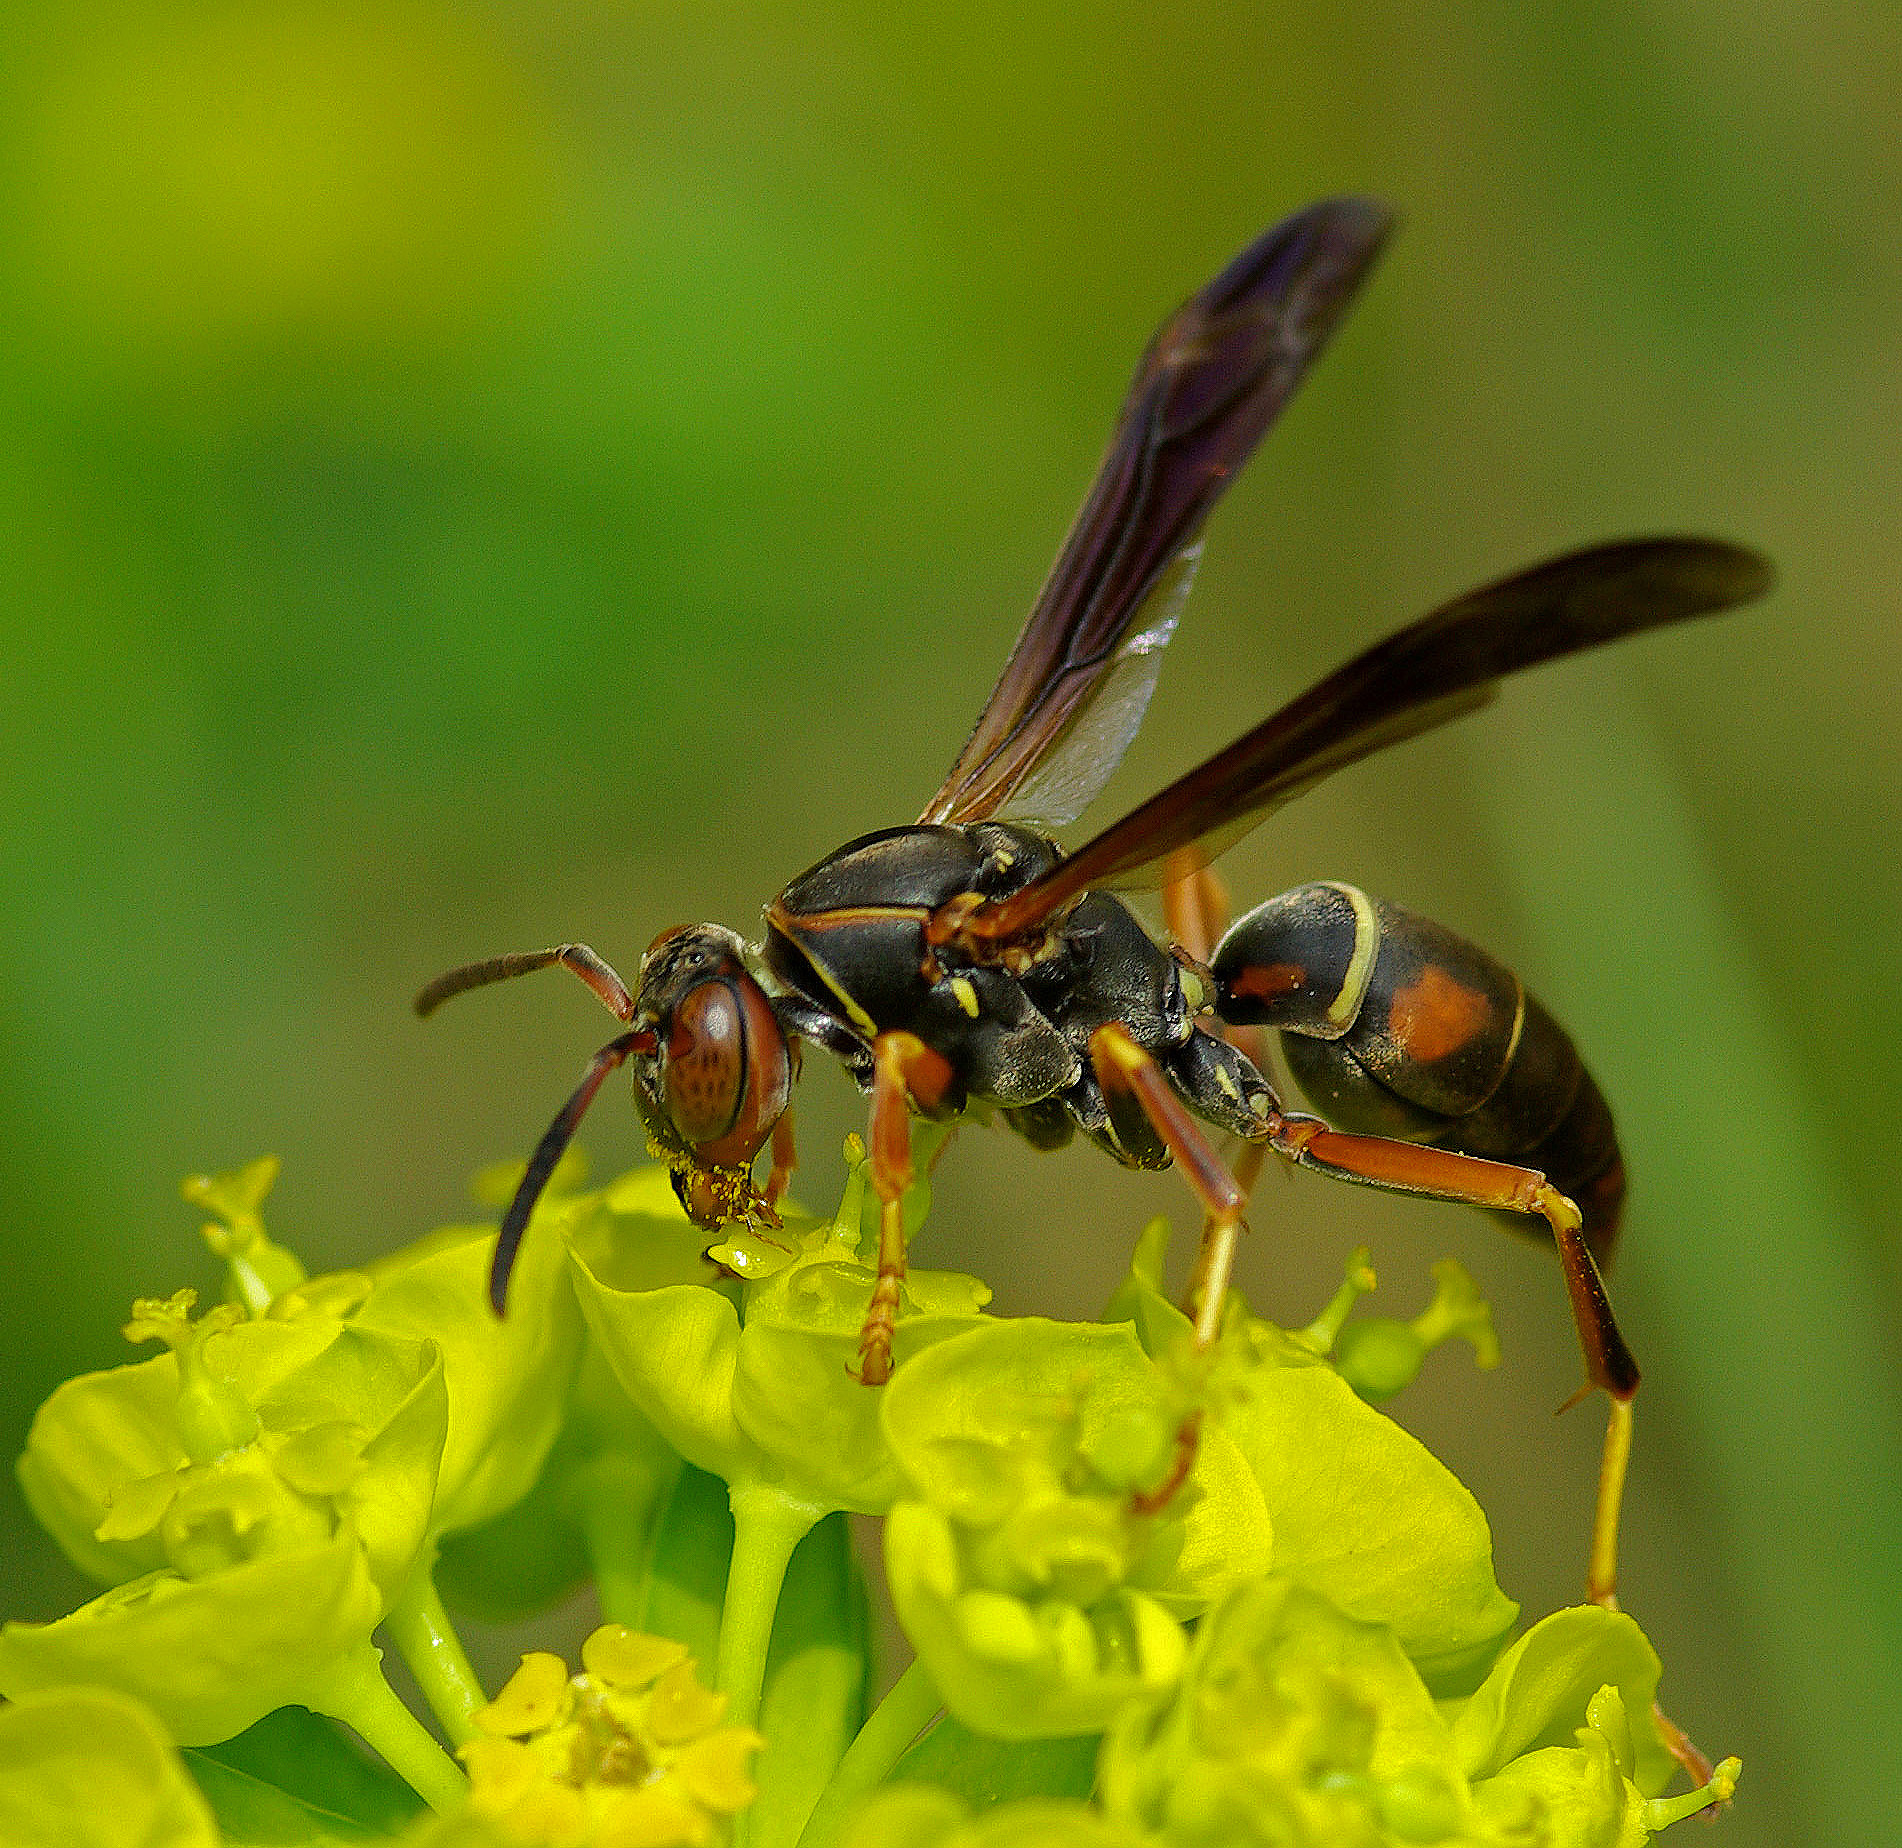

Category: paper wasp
[418, 198, 1770, 1603]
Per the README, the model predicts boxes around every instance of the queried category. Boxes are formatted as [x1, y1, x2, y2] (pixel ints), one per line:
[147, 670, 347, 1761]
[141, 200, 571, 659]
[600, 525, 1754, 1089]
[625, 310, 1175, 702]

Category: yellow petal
[645, 1661, 728, 1746]
[504, 1778, 591, 1847]
[593, 1781, 713, 1848]
[94, 1471, 183, 1542]
[478, 1651, 573, 1736]
[581, 1625, 690, 1692]
[671, 1727, 765, 1813]
[460, 1734, 542, 1807]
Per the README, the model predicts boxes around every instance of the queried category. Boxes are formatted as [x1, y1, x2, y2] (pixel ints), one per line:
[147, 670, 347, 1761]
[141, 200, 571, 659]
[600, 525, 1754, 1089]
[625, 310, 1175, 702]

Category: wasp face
[631, 923, 793, 1226]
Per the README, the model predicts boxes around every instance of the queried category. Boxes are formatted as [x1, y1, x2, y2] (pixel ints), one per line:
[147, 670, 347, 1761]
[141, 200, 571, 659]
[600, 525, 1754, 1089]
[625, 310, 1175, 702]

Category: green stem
[302, 1640, 469, 1812]
[794, 1658, 942, 1848]
[381, 1562, 487, 1743]
[717, 1484, 819, 1730]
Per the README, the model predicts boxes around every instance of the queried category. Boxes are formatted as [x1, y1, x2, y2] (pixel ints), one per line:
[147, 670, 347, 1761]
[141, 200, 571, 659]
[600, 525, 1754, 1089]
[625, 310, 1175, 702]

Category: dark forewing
[961, 538, 1774, 941]
[920, 198, 1395, 829]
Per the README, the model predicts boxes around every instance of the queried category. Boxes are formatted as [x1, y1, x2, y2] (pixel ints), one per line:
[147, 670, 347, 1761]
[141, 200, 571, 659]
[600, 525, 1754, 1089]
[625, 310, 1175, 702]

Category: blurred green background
[1, 4, 1896, 1843]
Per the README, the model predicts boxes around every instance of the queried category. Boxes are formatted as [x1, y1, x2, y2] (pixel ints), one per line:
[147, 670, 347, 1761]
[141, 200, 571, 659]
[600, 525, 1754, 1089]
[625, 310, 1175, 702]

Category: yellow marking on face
[949, 975, 980, 1018]
[1325, 883, 1382, 1031]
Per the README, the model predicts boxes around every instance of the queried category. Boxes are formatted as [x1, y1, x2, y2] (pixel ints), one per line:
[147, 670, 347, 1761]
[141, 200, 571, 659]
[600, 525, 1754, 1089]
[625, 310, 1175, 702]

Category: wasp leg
[1261, 1110, 1638, 1607]
[764, 1109, 798, 1211]
[415, 943, 636, 1022]
[1162, 853, 1273, 1313]
[1089, 1021, 1258, 1516]
[1163, 850, 1229, 966]
[856, 1032, 958, 1387]
[1091, 1023, 1253, 1349]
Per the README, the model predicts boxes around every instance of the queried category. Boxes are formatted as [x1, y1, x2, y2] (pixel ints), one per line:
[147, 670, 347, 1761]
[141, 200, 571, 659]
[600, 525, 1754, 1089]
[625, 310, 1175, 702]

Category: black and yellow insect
[418, 197, 1771, 1601]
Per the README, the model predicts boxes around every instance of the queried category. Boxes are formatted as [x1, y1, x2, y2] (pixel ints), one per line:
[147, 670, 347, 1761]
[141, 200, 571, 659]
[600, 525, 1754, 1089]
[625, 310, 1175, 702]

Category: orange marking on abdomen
[1229, 961, 1306, 1003]
[1387, 964, 1493, 1062]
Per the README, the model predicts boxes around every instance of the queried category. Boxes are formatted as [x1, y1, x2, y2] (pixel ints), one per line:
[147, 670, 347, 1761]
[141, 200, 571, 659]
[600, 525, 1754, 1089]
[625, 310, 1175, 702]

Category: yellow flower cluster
[462, 1625, 763, 1848]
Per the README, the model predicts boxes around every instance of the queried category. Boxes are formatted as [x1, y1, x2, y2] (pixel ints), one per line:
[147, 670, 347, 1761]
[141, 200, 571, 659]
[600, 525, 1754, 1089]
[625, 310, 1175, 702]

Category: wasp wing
[958, 537, 1774, 940]
[921, 197, 1394, 829]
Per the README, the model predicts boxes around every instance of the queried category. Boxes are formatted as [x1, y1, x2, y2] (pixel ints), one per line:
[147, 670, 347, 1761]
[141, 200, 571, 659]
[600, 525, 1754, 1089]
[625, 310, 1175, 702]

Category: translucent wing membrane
[997, 544, 1201, 828]
[960, 538, 1775, 939]
[921, 198, 1395, 828]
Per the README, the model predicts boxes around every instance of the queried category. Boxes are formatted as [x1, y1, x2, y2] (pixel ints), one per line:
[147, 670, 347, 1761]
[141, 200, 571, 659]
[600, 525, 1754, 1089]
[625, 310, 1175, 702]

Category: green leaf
[1097, 1577, 1470, 1846]
[878, 1318, 1277, 1741]
[754, 1511, 873, 1848]
[567, 1161, 988, 1516]
[733, 1256, 990, 1515]
[18, 1353, 190, 1585]
[892, 1719, 1100, 1810]
[182, 1752, 386, 1845]
[189, 1706, 422, 1835]
[1471, 1732, 1640, 1848]
[1451, 1604, 1675, 1796]
[19, 1310, 447, 1611]
[884, 1502, 1187, 1741]
[0, 1686, 221, 1848]
[634, 1461, 735, 1668]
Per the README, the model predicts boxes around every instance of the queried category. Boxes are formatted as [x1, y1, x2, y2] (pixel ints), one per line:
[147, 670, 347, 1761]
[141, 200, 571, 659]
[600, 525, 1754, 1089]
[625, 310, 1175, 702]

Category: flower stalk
[301, 1641, 469, 1812]
[381, 1561, 488, 1744]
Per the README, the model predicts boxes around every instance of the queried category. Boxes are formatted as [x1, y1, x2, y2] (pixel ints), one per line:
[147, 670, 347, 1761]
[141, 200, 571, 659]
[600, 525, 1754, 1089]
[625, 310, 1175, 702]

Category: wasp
[418, 198, 1770, 1603]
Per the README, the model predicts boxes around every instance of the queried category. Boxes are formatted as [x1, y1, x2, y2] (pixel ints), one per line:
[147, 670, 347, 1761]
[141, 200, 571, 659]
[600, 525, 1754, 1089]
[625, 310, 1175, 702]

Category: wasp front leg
[856, 1032, 958, 1386]
[763, 1109, 798, 1213]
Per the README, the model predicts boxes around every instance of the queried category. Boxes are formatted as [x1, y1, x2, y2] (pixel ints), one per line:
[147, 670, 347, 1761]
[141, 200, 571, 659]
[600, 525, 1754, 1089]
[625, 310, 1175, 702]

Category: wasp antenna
[417, 945, 636, 1022]
[488, 1027, 652, 1314]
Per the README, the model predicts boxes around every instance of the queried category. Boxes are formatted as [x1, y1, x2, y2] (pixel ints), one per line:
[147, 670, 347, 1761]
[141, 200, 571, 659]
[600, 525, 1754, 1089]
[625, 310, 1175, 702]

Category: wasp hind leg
[1262, 1111, 1638, 1608]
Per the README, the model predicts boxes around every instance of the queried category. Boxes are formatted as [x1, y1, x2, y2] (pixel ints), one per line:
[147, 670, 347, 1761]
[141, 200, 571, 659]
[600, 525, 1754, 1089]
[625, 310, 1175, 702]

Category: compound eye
[663, 980, 746, 1144]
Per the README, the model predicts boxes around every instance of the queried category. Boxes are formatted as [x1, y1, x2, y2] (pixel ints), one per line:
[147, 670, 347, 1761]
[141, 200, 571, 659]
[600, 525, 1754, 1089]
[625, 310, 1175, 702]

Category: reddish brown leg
[1261, 1110, 1640, 1607]
[1090, 1022, 1258, 1517]
[1163, 853, 1276, 1317]
[764, 1109, 797, 1211]
[1162, 850, 1228, 966]
[1091, 1024, 1252, 1350]
[855, 1032, 957, 1386]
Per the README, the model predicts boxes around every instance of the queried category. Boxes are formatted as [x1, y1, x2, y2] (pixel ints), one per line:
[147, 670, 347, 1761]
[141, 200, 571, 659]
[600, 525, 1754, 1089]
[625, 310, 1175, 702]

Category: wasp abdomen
[1211, 882, 1624, 1261]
